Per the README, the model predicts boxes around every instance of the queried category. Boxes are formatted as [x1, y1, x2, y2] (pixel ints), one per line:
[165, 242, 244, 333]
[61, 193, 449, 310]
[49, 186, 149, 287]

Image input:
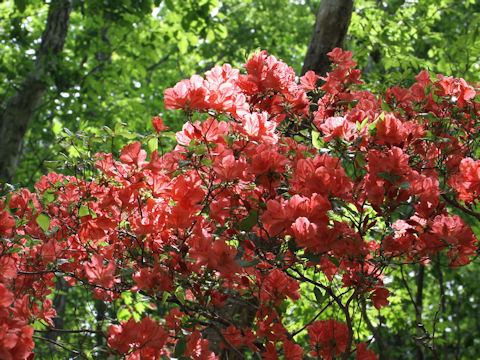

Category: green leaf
[161, 291, 170, 306]
[398, 181, 410, 189]
[329, 256, 340, 267]
[43, 160, 63, 169]
[174, 336, 187, 357]
[336, 100, 359, 107]
[103, 126, 114, 136]
[201, 158, 212, 166]
[78, 206, 97, 218]
[122, 292, 133, 306]
[303, 252, 320, 263]
[53, 258, 72, 266]
[45, 227, 60, 236]
[178, 36, 188, 53]
[222, 135, 234, 147]
[134, 302, 146, 314]
[114, 122, 126, 133]
[52, 119, 62, 136]
[36, 213, 50, 232]
[117, 308, 131, 322]
[147, 137, 158, 153]
[175, 289, 185, 305]
[356, 116, 369, 131]
[313, 287, 325, 304]
[7, 247, 23, 254]
[236, 258, 260, 268]
[277, 299, 288, 313]
[178, 160, 191, 167]
[311, 130, 324, 149]
[287, 237, 298, 253]
[117, 131, 138, 140]
[215, 24, 228, 39]
[355, 153, 366, 168]
[381, 101, 392, 112]
[377, 171, 397, 184]
[41, 190, 55, 206]
[240, 209, 258, 232]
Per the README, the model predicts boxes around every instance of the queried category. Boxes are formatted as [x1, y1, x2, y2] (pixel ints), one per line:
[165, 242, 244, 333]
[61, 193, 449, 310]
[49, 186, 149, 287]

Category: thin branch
[441, 194, 480, 221]
[400, 266, 420, 315]
[360, 298, 388, 359]
[19, 269, 57, 275]
[146, 54, 171, 72]
[32, 335, 88, 359]
[291, 298, 336, 337]
[36, 328, 105, 335]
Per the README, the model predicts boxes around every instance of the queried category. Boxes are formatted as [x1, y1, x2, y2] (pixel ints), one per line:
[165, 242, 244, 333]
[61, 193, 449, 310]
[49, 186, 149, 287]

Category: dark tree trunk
[0, 0, 72, 183]
[301, 0, 354, 76]
[45, 277, 69, 352]
[203, 295, 257, 360]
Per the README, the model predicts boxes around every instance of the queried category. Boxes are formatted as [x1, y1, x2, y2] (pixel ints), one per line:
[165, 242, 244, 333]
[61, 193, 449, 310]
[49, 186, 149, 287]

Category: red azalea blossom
[308, 319, 349, 359]
[356, 342, 379, 360]
[152, 116, 169, 132]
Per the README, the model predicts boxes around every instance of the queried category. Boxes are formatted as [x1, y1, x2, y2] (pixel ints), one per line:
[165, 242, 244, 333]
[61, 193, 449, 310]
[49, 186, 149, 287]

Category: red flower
[0, 284, 13, 307]
[83, 255, 118, 289]
[0, 325, 34, 360]
[119, 141, 147, 166]
[260, 269, 299, 305]
[449, 157, 480, 203]
[151, 116, 169, 132]
[0, 256, 17, 284]
[0, 209, 15, 238]
[374, 113, 407, 146]
[356, 342, 378, 360]
[262, 342, 279, 360]
[131, 264, 173, 293]
[185, 330, 217, 359]
[300, 70, 320, 91]
[320, 116, 356, 142]
[108, 317, 168, 357]
[371, 286, 390, 310]
[164, 75, 208, 111]
[283, 340, 303, 360]
[415, 70, 431, 87]
[222, 325, 257, 351]
[308, 319, 349, 359]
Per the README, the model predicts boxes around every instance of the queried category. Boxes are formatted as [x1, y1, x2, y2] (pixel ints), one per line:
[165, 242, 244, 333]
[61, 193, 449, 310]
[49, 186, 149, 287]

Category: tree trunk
[0, 0, 72, 183]
[301, 0, 354, 76]
[46, 277, 69, 352]
[203, 295, 257, 360]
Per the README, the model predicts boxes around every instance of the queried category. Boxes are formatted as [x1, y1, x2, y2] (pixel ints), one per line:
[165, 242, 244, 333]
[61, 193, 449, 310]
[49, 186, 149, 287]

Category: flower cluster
[1, 48, 479, 359]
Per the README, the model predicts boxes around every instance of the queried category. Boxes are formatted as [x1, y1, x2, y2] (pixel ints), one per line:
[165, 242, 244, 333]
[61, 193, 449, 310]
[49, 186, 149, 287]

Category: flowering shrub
[1, 48, 479, 359]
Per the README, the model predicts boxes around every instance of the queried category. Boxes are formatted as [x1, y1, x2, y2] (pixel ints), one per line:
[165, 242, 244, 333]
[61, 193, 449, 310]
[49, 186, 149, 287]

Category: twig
[36, 328, 105, 335]
[32, 335, 87, 359]
[441, 194, 480, 221]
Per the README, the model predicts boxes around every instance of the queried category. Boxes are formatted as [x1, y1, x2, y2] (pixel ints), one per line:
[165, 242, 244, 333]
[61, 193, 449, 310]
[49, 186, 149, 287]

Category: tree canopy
[3, 0, 480, 185]
[1, 0, 319, 184]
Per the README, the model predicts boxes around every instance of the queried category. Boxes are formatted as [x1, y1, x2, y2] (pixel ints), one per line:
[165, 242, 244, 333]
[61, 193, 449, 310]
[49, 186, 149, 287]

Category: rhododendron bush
[1, 48, 479, 359]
